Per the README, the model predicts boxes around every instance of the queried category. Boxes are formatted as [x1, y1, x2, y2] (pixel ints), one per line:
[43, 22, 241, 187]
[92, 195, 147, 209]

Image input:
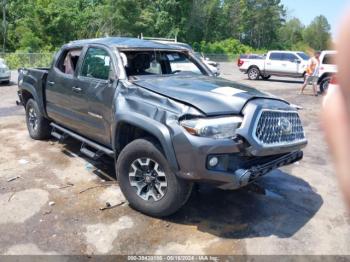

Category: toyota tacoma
[17, 37, 307, 217]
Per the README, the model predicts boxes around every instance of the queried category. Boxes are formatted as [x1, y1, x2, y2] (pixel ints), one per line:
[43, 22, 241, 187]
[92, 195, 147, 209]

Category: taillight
[237, 59, 244, 67]
[330, 75, 337, 85]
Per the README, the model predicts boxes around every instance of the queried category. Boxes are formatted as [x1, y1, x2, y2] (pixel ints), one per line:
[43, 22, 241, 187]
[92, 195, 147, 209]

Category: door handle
[282, 64, 287, 66]
[72, 86, 82, 93]
[48, 81, 55, 86]
[266, 63, 271, 65]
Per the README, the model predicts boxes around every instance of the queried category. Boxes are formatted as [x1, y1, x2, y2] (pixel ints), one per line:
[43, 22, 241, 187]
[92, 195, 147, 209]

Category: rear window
[322, 54, 336, 65]
[56, 48, 83, 75]
[269, 52, 283, 60]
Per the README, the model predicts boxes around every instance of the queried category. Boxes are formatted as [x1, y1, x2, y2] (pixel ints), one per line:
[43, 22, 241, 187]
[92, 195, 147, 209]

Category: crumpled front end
[170, 98, 307, 189]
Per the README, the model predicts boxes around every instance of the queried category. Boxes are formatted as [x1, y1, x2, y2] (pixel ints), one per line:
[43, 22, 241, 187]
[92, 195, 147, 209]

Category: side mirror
[295, 59, 301, 64]
[205, 57, 210, 61]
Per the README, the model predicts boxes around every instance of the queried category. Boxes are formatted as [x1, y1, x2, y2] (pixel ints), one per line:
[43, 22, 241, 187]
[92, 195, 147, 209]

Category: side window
[282, 53, 298, 62]
[168, 53, 201, 74]
[322, 54, 336, 65]
[269, 53, 283, 60]
[81, 47, 112, 80]
[56, 48, 82, 75]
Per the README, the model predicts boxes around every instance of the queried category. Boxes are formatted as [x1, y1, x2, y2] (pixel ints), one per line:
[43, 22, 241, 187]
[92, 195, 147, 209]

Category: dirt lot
[0, 64, 349, 256]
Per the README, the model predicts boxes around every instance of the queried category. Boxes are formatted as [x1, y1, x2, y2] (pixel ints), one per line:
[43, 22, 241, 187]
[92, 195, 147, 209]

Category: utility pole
[2, 0, 6, 54]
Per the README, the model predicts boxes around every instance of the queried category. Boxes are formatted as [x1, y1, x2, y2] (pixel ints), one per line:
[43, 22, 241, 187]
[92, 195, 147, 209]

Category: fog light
[208, 156, 219, 167]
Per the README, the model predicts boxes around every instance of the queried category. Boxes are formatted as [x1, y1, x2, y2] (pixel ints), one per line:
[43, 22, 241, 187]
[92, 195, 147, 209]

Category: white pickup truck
[317, 50, 337, 93]
[238, 51, 310, 80]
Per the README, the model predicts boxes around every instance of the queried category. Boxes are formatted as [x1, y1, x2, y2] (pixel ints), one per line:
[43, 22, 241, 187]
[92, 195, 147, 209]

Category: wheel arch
[318, 73, 333, 84]
[19, 83, 47, 117]
[21, 89, 35, 106]
[112, 113, 179, 172]
[247, 65, 260, 72]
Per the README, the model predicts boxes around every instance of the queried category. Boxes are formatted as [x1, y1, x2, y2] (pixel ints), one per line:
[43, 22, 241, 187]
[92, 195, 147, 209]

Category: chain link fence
[202, 53, 239, 62]
[0, 53, 54, 70]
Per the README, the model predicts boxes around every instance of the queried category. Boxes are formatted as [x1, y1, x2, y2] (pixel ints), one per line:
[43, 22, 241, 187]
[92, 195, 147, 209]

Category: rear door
[265, 52, 285, 74]
[46, 47, 87, 131]
[74, 45, 117, 146]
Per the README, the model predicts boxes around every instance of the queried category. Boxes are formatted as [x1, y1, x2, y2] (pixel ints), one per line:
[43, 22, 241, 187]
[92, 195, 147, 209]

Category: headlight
[180, 116, 243, 139]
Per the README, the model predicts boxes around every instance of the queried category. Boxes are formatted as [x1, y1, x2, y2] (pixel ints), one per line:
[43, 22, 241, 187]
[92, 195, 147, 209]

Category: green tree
[0, 0, 331, 54]
[279, 18, 304, 49]
[303, 15, 331, 50]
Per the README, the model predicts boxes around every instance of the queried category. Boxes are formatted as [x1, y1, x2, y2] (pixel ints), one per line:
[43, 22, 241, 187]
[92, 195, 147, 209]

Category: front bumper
[171, 123, 303, 189]
[169, 99, 307, 189]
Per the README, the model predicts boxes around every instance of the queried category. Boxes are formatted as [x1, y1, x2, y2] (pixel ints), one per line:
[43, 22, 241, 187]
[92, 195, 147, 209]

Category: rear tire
[116, 139, 193, 217]
[25, 99, 51, 140]
[247, 67, 260, 80]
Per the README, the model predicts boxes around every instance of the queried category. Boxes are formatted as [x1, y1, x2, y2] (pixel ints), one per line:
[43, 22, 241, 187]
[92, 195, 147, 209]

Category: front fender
[112, 112, 179, 172]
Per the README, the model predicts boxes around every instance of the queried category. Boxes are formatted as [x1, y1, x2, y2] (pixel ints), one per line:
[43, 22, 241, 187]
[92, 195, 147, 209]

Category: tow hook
[236, 169, 251, 186]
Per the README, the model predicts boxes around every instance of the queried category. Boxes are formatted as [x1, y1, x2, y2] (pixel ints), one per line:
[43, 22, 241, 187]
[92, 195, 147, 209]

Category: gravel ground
[0, 65, 349, 256]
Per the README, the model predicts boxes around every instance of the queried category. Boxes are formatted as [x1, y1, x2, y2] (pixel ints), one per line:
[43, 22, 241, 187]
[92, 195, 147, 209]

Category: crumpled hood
[133, 75, 286, 115]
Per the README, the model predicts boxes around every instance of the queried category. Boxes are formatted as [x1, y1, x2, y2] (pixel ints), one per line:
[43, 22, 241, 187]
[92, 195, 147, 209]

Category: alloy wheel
[28, 106, 38, 131]
[128, 158, 168, 201]
[249, 68, 259, 79]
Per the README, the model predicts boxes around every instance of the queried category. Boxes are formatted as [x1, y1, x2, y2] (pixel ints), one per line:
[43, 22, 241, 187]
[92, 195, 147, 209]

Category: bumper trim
[218, 150, 303, 190]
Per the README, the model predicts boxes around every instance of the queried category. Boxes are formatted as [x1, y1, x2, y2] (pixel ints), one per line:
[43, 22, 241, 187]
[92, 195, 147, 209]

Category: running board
[80, 143, 104, 160]
[51, 130, 68, 141]
[50, 123, 114, 158]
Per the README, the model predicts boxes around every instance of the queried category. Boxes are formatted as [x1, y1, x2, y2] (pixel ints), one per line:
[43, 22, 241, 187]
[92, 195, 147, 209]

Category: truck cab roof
[67, 37, 187, 51]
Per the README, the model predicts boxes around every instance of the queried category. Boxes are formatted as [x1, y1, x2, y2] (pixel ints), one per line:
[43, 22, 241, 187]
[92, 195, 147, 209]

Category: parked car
[0, 58, 11, 84]
[193, 52, 220, 76]
[238, 50, 310, 80]
[18, 37, 307, 217]
[317, 50, 337, 93]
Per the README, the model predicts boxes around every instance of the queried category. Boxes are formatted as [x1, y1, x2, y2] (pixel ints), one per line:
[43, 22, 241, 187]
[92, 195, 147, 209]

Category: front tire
[116, 139, 193, 217]
[319, 77, 331, 94]
[25, 99, 51, 140]
[247, 67, 260, 80]
[261, 75, 271, 80]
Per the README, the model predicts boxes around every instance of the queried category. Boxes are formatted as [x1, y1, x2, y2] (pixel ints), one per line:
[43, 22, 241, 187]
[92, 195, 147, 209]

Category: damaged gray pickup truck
[18, 37, 307, 217]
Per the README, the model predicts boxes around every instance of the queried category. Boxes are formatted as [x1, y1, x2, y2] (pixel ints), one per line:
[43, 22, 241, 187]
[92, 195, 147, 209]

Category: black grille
[255, 110, 305, 145]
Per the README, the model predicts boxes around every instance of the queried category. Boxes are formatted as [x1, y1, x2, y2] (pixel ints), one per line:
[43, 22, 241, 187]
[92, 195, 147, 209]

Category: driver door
[75, 46, 117, 146]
